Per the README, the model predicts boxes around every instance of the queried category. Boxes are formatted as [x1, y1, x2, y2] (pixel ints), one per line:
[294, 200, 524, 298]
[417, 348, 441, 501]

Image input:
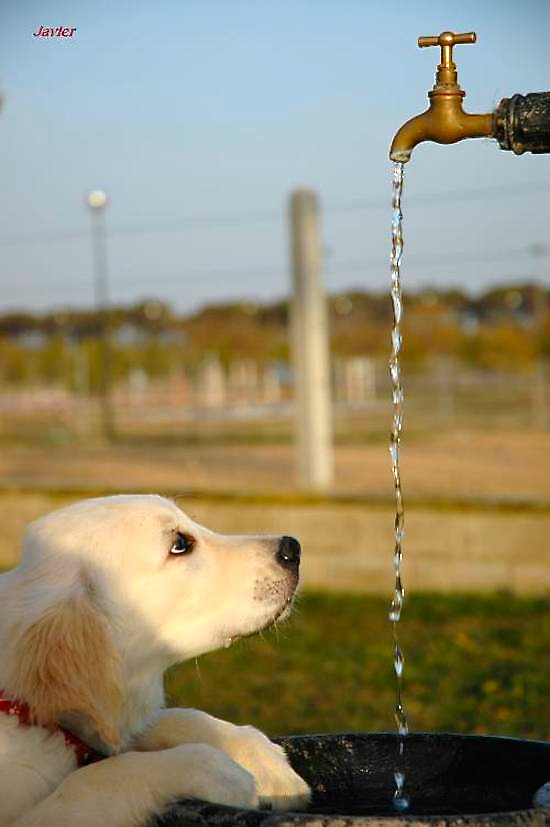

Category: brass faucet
[389, 31, 494, 162]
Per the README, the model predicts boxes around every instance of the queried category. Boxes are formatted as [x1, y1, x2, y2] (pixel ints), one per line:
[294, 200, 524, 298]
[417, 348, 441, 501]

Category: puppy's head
[57, 494, 300, 659]
[3, 495, 301, 741]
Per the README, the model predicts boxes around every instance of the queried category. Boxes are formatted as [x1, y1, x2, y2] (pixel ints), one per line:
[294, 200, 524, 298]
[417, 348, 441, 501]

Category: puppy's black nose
[276, 536, 301, 572]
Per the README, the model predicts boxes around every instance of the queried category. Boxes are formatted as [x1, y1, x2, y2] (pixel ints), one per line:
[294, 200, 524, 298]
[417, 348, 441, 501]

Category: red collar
[0, 691, 104, 767]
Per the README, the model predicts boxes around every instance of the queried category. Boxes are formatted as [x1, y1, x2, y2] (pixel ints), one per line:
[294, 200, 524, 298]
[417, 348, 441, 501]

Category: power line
[2, 246, 546, 300]
[326, 180, 550, 211]
[0, 180, 547, 247]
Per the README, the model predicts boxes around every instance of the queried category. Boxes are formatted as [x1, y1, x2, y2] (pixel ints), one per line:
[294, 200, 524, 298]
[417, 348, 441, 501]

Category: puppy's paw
[170, 743, 259, 810]
[224, 727, 311, 812]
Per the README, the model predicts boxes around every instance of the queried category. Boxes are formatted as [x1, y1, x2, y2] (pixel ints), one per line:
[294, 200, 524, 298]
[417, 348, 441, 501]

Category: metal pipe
[494, 92, 550, 155]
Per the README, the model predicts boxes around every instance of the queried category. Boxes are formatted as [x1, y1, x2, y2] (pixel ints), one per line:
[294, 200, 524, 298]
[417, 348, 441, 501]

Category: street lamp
[86, 189, 114, 440]
[87, 189, 108, 210]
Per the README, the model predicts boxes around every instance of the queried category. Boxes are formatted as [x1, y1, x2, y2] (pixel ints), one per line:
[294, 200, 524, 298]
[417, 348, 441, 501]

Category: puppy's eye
[170, 532, 195, 555]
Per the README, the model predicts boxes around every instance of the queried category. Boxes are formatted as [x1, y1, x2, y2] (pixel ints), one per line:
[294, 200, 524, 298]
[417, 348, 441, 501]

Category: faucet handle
[418, 31, 476, 68]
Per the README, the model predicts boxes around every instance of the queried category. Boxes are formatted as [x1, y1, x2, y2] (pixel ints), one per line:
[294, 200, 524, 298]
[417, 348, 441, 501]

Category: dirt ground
[2, 428, 550, 502]
[1, 427, 549, 593]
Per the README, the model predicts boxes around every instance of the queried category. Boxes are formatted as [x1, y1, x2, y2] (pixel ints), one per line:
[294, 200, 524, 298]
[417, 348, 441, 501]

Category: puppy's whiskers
[194, 657, 203, 684]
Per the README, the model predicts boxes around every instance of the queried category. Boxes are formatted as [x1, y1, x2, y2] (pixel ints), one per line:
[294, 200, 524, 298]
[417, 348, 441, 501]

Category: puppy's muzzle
[275, 536, 301, 574]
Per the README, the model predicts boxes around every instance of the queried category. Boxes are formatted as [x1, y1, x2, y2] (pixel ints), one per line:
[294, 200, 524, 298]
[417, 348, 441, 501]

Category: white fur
[0, 495, 310, 826]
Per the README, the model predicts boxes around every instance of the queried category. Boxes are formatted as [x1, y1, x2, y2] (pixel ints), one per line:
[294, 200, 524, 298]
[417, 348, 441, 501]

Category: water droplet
[392, 328, 402, 354]
[392, 208, 402, 228]
[389, 588, 403, 621]
[394, 650, 405, 677]
[391, 292, 402, 324]
[393, 387, 403, 405]
[390, 362, 400, 384]
[393, 794, 411, 813]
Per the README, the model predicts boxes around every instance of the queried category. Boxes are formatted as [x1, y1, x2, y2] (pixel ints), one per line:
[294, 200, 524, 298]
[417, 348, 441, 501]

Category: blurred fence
[0, 355, 548, 440]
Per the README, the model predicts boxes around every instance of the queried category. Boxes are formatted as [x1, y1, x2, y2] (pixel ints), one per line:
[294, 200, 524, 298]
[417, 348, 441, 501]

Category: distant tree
[461, 325, 535, 371]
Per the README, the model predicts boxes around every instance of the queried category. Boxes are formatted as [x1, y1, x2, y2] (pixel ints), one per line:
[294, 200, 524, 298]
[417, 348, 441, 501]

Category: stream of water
[388, 160, 410, 813]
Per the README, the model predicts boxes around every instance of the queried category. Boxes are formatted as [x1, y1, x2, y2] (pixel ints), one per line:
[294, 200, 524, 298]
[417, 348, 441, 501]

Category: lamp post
[86, 189, 115, 440]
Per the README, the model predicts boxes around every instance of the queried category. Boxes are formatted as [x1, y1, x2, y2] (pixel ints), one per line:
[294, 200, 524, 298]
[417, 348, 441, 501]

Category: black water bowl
[153, 733, 550, 827]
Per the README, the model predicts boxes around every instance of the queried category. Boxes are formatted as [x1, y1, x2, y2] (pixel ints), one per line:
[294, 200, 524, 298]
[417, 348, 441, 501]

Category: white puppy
[0, 495, 310, 826]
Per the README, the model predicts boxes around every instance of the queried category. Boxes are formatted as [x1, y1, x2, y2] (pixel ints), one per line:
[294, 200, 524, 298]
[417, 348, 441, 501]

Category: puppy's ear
[10, 598, 122, 749]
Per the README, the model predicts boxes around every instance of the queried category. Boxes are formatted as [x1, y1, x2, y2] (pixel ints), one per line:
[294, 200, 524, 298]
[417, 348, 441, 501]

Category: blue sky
[1, 0, 549, 313]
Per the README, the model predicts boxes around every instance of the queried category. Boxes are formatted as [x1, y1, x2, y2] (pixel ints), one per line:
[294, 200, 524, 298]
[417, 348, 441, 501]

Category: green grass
[165, 592, 550, 741]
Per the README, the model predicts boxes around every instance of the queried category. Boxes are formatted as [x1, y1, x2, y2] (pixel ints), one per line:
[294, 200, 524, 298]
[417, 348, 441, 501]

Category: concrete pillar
[289, 189, 333, 489]
[263, 363, 282, 404]
[199, 355, 226, 409]
[341, 356, 376, 406]
[229, 359, 258, 405]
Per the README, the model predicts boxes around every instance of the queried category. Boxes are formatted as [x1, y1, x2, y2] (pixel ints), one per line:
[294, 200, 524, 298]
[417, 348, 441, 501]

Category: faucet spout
[390, 103, 494, 163]
[389, 31, 494, 162]
[390, 112, 431, 163]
